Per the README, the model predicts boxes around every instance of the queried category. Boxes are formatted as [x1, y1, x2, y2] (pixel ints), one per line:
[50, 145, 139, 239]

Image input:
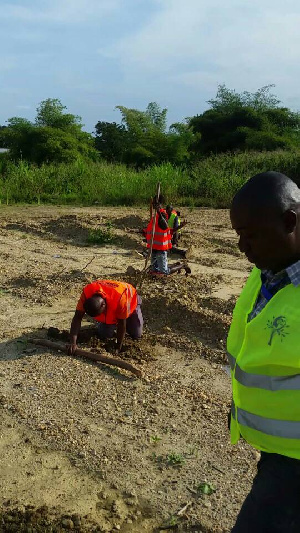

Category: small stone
[61, 518, 74, 529]
[71, 514, 81, 526]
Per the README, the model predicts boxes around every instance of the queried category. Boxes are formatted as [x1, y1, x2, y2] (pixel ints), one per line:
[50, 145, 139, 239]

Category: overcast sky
[1, 0, 299, 132]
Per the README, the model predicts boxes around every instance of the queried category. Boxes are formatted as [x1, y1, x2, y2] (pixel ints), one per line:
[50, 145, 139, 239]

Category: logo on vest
[266, 315, 289, 346]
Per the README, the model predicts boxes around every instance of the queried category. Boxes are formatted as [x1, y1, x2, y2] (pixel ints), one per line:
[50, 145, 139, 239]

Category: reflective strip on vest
[125, 283, 133, 316]
[231, 402, 236, 419]
[234, 364, 300, 392]
[227, 351, 300, 392]
[236, 405, 300, 439]
[146, 231, 171, 238]
[152, 239, 172, 246]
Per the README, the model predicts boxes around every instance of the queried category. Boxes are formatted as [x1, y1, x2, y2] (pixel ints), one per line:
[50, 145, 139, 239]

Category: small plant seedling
[0, 288, 9, 296]
[150, 435, 162, 445]
[168, 515, 178, 527]
[167, 452, 186, 467]
[152, 451, 186, 469]
[196, 481, 216, 495]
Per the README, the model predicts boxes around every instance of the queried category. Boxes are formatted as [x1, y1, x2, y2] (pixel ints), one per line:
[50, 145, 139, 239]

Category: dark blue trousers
[232, 452, 300, 532]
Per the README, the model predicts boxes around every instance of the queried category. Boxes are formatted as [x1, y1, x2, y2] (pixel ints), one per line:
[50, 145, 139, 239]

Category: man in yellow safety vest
[228, 171, 300, 532]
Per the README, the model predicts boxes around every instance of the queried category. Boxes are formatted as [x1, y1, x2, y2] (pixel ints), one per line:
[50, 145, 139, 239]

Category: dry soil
[0, 206, 256, 532]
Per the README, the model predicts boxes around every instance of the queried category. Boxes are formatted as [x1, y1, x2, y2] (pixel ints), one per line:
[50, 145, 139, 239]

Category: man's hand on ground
[67, 343, 77, 356]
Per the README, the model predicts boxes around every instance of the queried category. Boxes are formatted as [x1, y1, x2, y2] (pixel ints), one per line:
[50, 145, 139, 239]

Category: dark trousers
[232, 452, 300, 532]
[97, 296, 143, 340]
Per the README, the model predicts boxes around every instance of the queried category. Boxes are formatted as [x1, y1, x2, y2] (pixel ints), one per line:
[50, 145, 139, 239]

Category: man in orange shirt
[68, 279, 143, 355]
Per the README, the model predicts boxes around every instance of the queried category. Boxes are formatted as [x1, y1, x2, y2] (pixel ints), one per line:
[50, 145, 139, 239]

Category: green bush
[1, 150, 300, 208]
[87, 223, 116, 245]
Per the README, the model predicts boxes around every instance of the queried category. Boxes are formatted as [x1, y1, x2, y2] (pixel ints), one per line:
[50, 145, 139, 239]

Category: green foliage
[196, 481, 216, 495]
[94, 121, 129, 162]
[2, 150, 300, 208]
[35, 98, 82, 130]
[150, 435, 162, 445]
[87, 223, 116, 245]
[152, 451, 186, 468]
[2, 99, 97, 165]
[190, 84, 300, 155]
[166, 452, 186, 467]
[207, 83, 281, 112]
[94, 103, 194, 167]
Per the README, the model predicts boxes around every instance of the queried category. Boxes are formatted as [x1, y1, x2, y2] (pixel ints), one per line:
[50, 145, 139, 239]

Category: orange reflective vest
[146, 209, 172, 251]
[81, 280, 137, 324]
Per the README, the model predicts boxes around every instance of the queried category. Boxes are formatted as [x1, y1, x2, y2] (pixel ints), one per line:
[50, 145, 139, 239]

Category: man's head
[166, 204, 173, 217]
[152, 194, 165, 209]
[230, 171, 300, 272]
[84, 294, 106, 317]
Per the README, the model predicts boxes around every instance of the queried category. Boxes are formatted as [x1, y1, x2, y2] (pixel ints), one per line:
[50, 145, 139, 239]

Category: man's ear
[282, 210, 297, 233]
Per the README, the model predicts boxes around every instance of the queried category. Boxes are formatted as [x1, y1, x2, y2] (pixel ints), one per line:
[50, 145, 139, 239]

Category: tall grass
[1, 150, 300, 207]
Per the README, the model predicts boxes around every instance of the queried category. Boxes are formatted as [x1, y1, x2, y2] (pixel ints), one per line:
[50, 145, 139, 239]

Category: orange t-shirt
[76, 280, 137, 323]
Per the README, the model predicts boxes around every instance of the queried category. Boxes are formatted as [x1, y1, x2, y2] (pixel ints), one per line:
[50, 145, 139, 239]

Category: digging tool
[137, 182, 161, 291]
[28, 338, 142, 377]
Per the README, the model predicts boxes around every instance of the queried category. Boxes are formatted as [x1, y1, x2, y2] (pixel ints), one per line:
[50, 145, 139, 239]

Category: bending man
[68, 279, 143, 354]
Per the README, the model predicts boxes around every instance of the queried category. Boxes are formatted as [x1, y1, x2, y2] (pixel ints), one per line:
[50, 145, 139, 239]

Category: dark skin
[68, 296, 126, 355]
[230, 203, 300, 272]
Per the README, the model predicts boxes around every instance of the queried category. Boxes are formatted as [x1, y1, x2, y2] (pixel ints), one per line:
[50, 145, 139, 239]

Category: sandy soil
[0, 206, 255, 532]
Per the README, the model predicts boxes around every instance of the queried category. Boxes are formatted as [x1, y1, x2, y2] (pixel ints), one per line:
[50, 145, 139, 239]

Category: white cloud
[108, 0, 300, 102]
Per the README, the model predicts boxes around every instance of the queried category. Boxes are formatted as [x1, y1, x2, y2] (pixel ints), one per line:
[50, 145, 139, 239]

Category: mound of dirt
[0, 505, 102, 532]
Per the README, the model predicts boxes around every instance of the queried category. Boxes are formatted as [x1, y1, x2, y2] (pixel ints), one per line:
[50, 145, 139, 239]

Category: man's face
[230, 205, 295, 272]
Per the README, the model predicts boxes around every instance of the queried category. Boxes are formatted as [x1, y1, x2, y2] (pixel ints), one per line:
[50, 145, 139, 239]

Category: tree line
[0, 85, 299, 168]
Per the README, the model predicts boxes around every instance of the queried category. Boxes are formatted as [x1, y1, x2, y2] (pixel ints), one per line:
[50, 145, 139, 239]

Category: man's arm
[68, 309, 85, 355]
[116, 318, 126, 352]
[157, 210, 168, 230]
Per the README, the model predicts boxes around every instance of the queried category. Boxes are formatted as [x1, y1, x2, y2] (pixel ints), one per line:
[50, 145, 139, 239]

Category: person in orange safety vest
[68, 279, 143, 355]
[146, 194, 190, 276]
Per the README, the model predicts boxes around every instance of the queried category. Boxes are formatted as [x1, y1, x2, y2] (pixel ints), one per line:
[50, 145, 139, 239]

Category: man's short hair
[83, 294, 103, 317]
[232, 171, 300, 212]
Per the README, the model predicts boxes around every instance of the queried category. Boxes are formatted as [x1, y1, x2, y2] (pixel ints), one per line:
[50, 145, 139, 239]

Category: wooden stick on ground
[28, 338, 142, 378]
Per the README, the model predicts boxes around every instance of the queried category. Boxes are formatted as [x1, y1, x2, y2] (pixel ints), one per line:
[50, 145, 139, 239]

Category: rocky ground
[0, 206, 255, 532]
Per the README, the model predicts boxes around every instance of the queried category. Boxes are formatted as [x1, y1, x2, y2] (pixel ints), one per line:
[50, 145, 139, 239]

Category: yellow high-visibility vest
[227, 267, 300, 459]
[168, 210, 181, 233]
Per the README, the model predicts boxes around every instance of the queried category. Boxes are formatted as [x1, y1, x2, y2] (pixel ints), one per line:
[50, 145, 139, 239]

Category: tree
[35, 98, 81, 130]
[94, 121, 129, 162]
[95, 103, 194, 167]
[2, 99, 97, 164]
[190, 85, 300, 155]
[207, 84, 281, 113]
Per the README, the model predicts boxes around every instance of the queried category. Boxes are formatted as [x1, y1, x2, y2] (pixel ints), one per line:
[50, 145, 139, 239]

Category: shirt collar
[261, 259, 300, 288]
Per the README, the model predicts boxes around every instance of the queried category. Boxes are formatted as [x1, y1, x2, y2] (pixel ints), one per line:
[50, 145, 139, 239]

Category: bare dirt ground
[0, 206, 255, 532]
